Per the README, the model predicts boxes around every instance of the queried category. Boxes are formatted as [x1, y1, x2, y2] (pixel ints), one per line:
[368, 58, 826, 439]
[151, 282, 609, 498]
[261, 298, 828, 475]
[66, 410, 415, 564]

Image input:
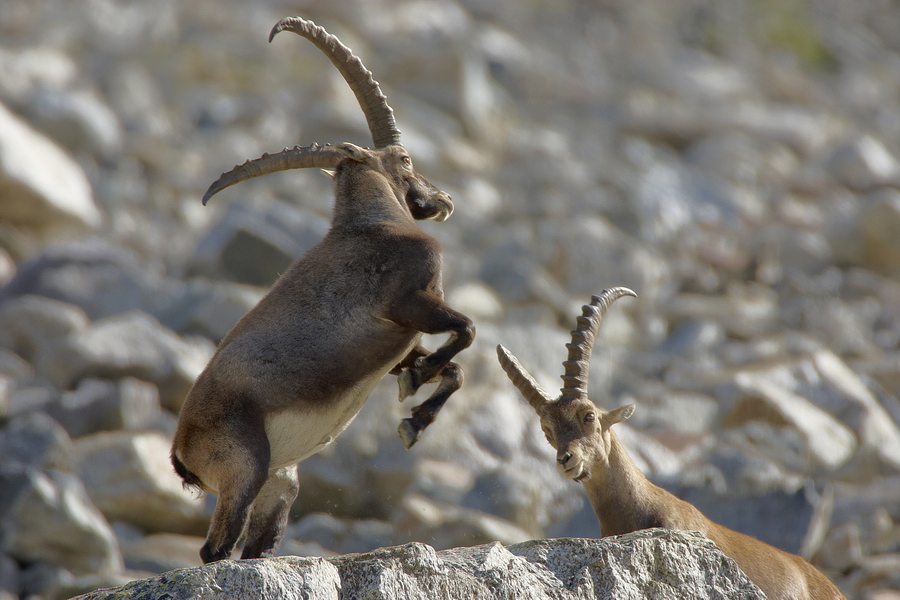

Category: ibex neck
[332, 169, 413, 229]
[580, 431, 663, 537]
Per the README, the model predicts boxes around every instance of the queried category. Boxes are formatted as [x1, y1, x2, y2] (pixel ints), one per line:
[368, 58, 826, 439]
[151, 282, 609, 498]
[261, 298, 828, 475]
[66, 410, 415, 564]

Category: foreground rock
[72, 530, 765, 600]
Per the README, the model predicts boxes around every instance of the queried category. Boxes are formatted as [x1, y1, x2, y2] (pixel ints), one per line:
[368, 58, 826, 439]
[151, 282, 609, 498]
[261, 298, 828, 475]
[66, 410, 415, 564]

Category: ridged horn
[202, 143, 343, 205]
[496, 345, 554, 411]
[270, 17, 402, 149]
[560, 287, 637, 402]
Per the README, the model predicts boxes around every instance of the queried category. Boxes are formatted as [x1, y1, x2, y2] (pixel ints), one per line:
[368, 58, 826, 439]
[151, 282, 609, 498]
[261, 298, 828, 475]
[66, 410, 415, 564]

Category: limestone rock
[826, 136, 900, 191]
[71, 430, 208, 535]
[45, 377, 161, 439]
[285, 513, 393, 555]
[0, 411, 72, 471]
[0, 464, 122, 576]
[0, 295, 90, 362]
[76, 555, 340, 600]
[153, 277, 264, 342]
[34, 310, 212, 412]
[72, 530, 765, 600]
[26, 87, 123, 158]
[728, 370, 857, 473]
[391, 493, 532, 549]
[190, 201, 329, 287]
[0, 240, 168, 321]
[0, 101, 101, 233]
[860, 189, 900, 278]
[115, 528, 208, 574]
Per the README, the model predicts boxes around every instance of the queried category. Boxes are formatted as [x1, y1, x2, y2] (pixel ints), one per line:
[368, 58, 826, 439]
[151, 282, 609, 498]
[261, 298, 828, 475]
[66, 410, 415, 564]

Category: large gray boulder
[0, 465, 122, 576]
[34, 310, 212, 412]
[72, 530, 765, 600]
[0, 101, 101, 233]
[71, 430, 209, 535]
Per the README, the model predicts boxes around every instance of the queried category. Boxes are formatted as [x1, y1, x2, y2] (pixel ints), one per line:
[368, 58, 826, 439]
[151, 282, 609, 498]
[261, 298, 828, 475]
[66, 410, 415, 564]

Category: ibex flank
[172, 17, 474, 563]
[497, 288, 844, 600]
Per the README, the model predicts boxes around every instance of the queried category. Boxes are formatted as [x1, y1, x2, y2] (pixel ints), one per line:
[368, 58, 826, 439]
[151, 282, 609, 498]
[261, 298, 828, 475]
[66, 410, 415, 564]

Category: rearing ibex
[171, 17, 474, 563]
[497, 288, 845, 600]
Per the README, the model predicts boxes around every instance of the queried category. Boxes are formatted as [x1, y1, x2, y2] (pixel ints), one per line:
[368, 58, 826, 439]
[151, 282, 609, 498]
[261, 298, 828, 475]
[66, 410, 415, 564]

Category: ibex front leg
[387, 290, 474, 448]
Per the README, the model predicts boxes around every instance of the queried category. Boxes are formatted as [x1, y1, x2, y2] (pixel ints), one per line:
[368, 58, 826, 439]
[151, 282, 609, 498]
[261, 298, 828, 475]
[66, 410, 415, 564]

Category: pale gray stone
[826, 136, 900, 191]
[0, 554, 19, 599]
[0, 348, 32, 381]
[0, 101, 101, 232]
[0, 464, 122, 575]
[731, 370, 857, 472]
[190, 201, 329, 287]
[860, 189, 900, 278]
[0, 240, 168, 321]
[285, 513, 393, 555]
[153, 277, 264, 342]
[391, 493, 532, 550]
[71, 430, 209, 535]
[27, 87, 124, 158]
[0, 411, 72, 471]
[75, 555, 340, 600]
[34, 310, 212, 412]
[71, 531, 764, 600]
[0, 295, 90, 362]
[117, 530, 208, 573]
[45, 377, 161, 438]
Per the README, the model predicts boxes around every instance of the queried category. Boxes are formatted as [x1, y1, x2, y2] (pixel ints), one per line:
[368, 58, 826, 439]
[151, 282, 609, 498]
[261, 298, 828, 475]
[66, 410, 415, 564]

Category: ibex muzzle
[171, 17, 474, 564]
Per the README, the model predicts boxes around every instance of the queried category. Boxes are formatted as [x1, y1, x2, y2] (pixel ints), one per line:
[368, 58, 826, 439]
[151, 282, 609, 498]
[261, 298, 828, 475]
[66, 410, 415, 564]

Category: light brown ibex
[497, 288, 845, 600]
[171, 17, 474, 563]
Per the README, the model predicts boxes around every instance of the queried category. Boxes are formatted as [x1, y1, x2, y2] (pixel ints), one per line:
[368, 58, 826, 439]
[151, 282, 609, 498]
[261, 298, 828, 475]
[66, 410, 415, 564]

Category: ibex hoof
[398, 418, 422, 449]
[397, 369, 417, 401]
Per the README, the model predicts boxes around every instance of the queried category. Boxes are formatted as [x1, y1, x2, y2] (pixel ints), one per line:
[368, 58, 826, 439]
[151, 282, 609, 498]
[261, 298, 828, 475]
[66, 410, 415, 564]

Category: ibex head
[332, 143, 453, 222]
[497, 287, 637, 482]
[201, 17, 453, 221]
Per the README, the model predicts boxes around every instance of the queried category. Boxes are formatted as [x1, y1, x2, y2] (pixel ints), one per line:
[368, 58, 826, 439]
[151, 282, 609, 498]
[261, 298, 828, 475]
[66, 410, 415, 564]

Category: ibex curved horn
[270, 17, 402, 149]
[202, 143, 343, 205]
[559, 287, 637, 402]
[202, 17, 402, 205]
[496, 345, 554, 410]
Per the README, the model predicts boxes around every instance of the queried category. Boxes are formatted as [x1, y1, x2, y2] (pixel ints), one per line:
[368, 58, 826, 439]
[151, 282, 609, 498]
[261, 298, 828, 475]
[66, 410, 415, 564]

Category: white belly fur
[264, 345, 414, 470]
[264, 380, 375, 469]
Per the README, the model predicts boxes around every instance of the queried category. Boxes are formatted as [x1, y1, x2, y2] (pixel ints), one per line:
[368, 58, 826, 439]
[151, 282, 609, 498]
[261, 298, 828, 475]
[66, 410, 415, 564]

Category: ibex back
[497, 288, 844, 600]
[172, 17, 474, 564]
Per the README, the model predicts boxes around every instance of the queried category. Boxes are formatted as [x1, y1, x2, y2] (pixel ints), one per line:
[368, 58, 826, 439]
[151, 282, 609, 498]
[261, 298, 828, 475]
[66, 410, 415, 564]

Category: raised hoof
[398, 418, 423, 449]
[397, 369, 417, 401]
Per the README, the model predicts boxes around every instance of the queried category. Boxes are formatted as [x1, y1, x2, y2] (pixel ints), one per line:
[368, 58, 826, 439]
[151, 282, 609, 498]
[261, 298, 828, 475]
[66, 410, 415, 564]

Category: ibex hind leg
[240, 465, 300, 559]
[398, 361, 463, 449]
[200, 465, 268, 563]
[196, 417, 271, 563]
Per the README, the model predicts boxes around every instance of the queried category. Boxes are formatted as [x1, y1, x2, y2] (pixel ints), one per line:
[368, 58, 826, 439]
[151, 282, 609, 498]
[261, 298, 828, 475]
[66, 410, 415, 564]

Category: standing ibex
[497, 288, 845, 600]
[171, 17, 474, 563]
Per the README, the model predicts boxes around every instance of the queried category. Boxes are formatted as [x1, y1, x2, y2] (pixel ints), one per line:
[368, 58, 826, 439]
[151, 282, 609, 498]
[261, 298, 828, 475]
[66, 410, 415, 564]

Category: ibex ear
[335, 142, 374, 162]
[605, 403, 635, 426]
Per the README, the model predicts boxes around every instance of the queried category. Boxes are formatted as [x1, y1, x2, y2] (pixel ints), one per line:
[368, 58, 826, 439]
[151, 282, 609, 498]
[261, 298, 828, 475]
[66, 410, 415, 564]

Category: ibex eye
[584, 412, 595, 423]
[402, 156, 411, 165]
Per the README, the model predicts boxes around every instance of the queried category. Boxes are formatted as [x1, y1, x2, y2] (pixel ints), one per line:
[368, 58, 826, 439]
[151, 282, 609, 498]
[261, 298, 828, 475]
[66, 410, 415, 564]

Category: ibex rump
[497, 288, 844, 600]
[171, 17, 474, 563]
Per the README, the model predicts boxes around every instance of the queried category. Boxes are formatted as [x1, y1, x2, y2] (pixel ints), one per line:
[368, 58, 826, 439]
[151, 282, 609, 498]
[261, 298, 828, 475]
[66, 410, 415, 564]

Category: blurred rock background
[0, 0, 899, 598]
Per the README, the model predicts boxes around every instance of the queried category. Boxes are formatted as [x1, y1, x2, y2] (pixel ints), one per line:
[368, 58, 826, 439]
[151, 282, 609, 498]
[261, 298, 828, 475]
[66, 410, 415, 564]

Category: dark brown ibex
[497, 288, 845, 600]
[171, 17, 474, 563]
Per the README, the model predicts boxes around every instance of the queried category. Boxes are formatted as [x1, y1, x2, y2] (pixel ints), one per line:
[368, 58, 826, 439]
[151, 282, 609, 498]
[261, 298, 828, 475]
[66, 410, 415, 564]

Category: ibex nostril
[558, 452, 572, 466]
